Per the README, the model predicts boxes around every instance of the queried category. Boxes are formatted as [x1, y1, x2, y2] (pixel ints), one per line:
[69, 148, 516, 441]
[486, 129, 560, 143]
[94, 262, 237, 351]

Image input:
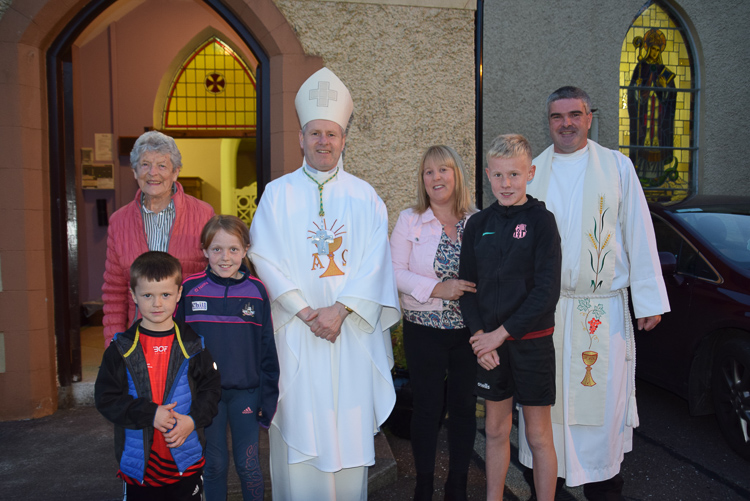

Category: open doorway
[48, 0, 270, 386]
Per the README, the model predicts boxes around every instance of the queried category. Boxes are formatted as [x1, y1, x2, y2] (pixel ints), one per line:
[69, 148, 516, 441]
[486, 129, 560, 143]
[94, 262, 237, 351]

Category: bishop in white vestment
[518, 87, 669, 499]
[249, 68, 400, 501]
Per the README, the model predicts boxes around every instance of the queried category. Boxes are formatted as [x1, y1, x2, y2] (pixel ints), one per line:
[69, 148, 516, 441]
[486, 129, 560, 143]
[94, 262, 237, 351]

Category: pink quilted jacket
[101, 182, 215, 347]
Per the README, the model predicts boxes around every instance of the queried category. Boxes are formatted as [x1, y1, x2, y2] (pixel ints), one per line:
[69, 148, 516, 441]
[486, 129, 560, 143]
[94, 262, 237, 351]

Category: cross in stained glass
[205, 73, 226, 94]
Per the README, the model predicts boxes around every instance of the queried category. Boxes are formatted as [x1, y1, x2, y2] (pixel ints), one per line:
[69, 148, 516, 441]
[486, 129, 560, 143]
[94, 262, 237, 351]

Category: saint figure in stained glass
[627, 28, 678, 185]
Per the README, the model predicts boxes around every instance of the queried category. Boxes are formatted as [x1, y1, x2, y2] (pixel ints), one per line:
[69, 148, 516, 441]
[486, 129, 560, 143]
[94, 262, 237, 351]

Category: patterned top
[404, 219, 466, 329]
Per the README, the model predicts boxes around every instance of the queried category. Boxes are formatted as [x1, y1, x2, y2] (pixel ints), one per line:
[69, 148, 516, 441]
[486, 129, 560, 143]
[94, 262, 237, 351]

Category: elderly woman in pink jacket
[390, 145, 477, 501]
[101, 131, 214, 347]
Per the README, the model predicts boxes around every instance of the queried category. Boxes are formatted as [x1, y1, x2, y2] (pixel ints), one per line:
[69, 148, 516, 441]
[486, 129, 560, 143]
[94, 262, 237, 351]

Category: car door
[635, 214, 720, 397]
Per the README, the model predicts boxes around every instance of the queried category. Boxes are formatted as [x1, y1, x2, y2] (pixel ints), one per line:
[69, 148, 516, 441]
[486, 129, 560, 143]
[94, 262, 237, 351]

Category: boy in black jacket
[459, 134, 561, 501]
[95, 251, 221, 501]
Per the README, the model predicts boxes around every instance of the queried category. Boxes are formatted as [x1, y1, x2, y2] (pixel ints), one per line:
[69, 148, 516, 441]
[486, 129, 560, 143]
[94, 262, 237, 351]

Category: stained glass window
[618, 1, 696, 203]
[163, 37, 256, 131]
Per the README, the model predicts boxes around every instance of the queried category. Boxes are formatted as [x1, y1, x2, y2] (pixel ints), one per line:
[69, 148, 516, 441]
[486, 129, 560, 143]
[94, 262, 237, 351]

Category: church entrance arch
[44, 0, 308, 388]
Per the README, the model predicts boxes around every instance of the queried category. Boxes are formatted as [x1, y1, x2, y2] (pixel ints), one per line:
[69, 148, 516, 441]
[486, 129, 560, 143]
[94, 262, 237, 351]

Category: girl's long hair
[200, 215, 256, 277]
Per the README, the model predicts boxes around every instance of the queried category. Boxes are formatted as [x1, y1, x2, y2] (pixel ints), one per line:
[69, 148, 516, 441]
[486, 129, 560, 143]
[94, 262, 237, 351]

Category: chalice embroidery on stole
[577, 298, 605, 387]
[308, 219, 347, 278]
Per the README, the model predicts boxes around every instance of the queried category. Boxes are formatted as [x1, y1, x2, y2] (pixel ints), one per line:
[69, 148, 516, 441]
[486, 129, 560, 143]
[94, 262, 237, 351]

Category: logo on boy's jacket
[242, 303, 255, 317]
[192, 301, 208, 311]
[477, 382, 490, 389]
[513, 223, 527, 239]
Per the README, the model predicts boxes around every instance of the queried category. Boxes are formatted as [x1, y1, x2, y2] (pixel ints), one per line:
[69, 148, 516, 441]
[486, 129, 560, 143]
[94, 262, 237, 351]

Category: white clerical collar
[303, 157, 343, 184]
[553, 143, 589, 161]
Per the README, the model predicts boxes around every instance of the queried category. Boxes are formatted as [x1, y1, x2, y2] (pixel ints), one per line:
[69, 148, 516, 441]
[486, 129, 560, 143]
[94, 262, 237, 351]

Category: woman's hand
[431, 279, 476, 301]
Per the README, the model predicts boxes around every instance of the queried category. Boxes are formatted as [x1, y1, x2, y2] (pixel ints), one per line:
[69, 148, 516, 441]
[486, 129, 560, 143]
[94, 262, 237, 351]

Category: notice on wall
[82, 163, 114, 190]
[81, 147, 93, 164]
[95, 133, 113, 162]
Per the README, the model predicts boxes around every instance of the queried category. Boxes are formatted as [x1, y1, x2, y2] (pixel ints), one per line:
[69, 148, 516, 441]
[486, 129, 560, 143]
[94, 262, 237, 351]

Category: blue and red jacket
[176, 265, 279, 428]
[94, 319, 221, 483]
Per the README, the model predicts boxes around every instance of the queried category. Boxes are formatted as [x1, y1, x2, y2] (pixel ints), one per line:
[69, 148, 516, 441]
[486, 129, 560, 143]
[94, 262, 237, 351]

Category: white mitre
[295, 67, 353, 131]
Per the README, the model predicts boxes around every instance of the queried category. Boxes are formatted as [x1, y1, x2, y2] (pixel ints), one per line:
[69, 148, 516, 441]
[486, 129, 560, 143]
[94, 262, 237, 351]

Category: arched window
[163, 36, 256, 131]
[618, 1, 697, 203]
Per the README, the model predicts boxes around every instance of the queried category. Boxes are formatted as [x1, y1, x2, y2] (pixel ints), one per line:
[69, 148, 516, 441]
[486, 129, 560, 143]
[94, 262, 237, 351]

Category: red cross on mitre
[205, 73, 226, 94]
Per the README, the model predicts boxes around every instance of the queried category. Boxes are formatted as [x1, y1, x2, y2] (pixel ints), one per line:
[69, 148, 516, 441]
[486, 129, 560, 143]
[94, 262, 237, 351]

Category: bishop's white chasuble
[249, 163, 400, 473]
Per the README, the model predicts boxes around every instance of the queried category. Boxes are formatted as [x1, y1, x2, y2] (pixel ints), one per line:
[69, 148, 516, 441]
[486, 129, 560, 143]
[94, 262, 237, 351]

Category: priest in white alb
[518, 86, 670, 501]
[248, 67, 400, 500]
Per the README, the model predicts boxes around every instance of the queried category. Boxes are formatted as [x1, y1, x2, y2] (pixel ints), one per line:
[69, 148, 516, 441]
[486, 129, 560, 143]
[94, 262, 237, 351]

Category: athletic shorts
[476, 334, 555, 406]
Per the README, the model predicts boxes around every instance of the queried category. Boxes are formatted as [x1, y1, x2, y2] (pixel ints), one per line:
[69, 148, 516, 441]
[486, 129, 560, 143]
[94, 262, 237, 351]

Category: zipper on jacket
[164, 358, 190, 404]
[224, 280, 230, 314]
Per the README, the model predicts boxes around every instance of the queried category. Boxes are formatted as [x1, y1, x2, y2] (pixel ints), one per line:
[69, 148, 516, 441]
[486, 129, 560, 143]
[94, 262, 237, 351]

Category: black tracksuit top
[459, 195, 562, 340]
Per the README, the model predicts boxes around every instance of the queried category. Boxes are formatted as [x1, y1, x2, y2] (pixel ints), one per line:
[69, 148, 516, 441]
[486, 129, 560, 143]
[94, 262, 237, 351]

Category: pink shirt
[389, 207, 471, 313]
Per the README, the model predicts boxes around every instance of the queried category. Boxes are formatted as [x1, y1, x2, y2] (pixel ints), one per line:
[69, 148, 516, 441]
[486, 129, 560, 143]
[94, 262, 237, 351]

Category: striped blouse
[140, 192, 176, 252]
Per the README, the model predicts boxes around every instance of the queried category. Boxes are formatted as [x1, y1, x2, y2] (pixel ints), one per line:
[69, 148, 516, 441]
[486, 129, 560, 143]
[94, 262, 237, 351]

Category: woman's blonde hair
[414, 145, 475, 217]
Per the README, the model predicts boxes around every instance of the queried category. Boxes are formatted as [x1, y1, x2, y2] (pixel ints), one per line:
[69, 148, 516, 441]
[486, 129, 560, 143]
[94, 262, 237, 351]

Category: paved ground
[0, 406, 395, 501]
[0, 404, 553, 501]
[372, 412, 585, 501]
[2, 379, 749, 500]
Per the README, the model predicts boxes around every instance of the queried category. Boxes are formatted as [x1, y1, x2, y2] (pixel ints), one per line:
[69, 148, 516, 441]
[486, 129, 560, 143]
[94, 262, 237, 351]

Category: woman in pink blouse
[390, 145, 477, 501]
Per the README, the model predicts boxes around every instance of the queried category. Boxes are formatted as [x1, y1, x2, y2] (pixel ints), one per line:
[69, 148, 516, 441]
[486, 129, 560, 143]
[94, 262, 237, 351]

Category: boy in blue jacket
[95, 251, 221, 500]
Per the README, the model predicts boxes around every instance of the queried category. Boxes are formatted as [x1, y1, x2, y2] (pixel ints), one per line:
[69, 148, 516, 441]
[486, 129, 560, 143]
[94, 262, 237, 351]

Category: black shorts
[476, 335, 555, 406]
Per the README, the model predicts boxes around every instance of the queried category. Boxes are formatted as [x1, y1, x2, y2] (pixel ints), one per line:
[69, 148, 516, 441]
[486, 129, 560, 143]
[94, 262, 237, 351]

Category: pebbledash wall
[0, 0, 476, 420]
[482, 0, 750, 204]
[274, 0, 477, 223]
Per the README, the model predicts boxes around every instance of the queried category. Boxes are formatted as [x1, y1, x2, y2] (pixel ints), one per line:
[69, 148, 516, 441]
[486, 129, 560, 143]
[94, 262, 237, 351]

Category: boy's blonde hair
[486, 134, 533, 163]
[414, 145, 475, 216]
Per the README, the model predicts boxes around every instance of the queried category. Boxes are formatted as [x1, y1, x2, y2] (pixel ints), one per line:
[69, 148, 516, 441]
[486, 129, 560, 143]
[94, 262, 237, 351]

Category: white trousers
[269, 425, 368, 501]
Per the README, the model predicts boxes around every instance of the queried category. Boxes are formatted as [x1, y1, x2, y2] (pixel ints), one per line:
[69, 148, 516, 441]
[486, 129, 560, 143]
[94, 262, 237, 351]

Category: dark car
[637, 195, 750, 460]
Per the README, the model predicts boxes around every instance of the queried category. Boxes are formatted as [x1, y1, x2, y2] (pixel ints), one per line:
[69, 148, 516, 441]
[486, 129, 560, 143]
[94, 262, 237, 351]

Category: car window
[674, 212, 750, 270]
[652, 215, 719, 281]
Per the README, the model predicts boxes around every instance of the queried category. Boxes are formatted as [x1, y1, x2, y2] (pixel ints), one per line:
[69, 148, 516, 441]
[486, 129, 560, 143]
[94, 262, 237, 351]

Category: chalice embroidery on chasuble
[308, 219, 347, 278]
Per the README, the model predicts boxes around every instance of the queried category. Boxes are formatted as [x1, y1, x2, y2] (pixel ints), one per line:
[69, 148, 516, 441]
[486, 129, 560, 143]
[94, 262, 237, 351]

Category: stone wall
[275, 0, 476, 225]
[482, 0, 750, 202]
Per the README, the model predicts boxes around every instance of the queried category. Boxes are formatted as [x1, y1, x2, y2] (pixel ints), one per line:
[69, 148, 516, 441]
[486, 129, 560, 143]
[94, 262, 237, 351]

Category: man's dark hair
[546, 86, 592, 115]
[129, 251, 182, 290]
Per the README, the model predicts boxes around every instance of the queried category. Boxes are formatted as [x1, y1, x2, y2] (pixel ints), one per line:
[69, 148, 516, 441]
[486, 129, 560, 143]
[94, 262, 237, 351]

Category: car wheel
[711, 338, 750, 460]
